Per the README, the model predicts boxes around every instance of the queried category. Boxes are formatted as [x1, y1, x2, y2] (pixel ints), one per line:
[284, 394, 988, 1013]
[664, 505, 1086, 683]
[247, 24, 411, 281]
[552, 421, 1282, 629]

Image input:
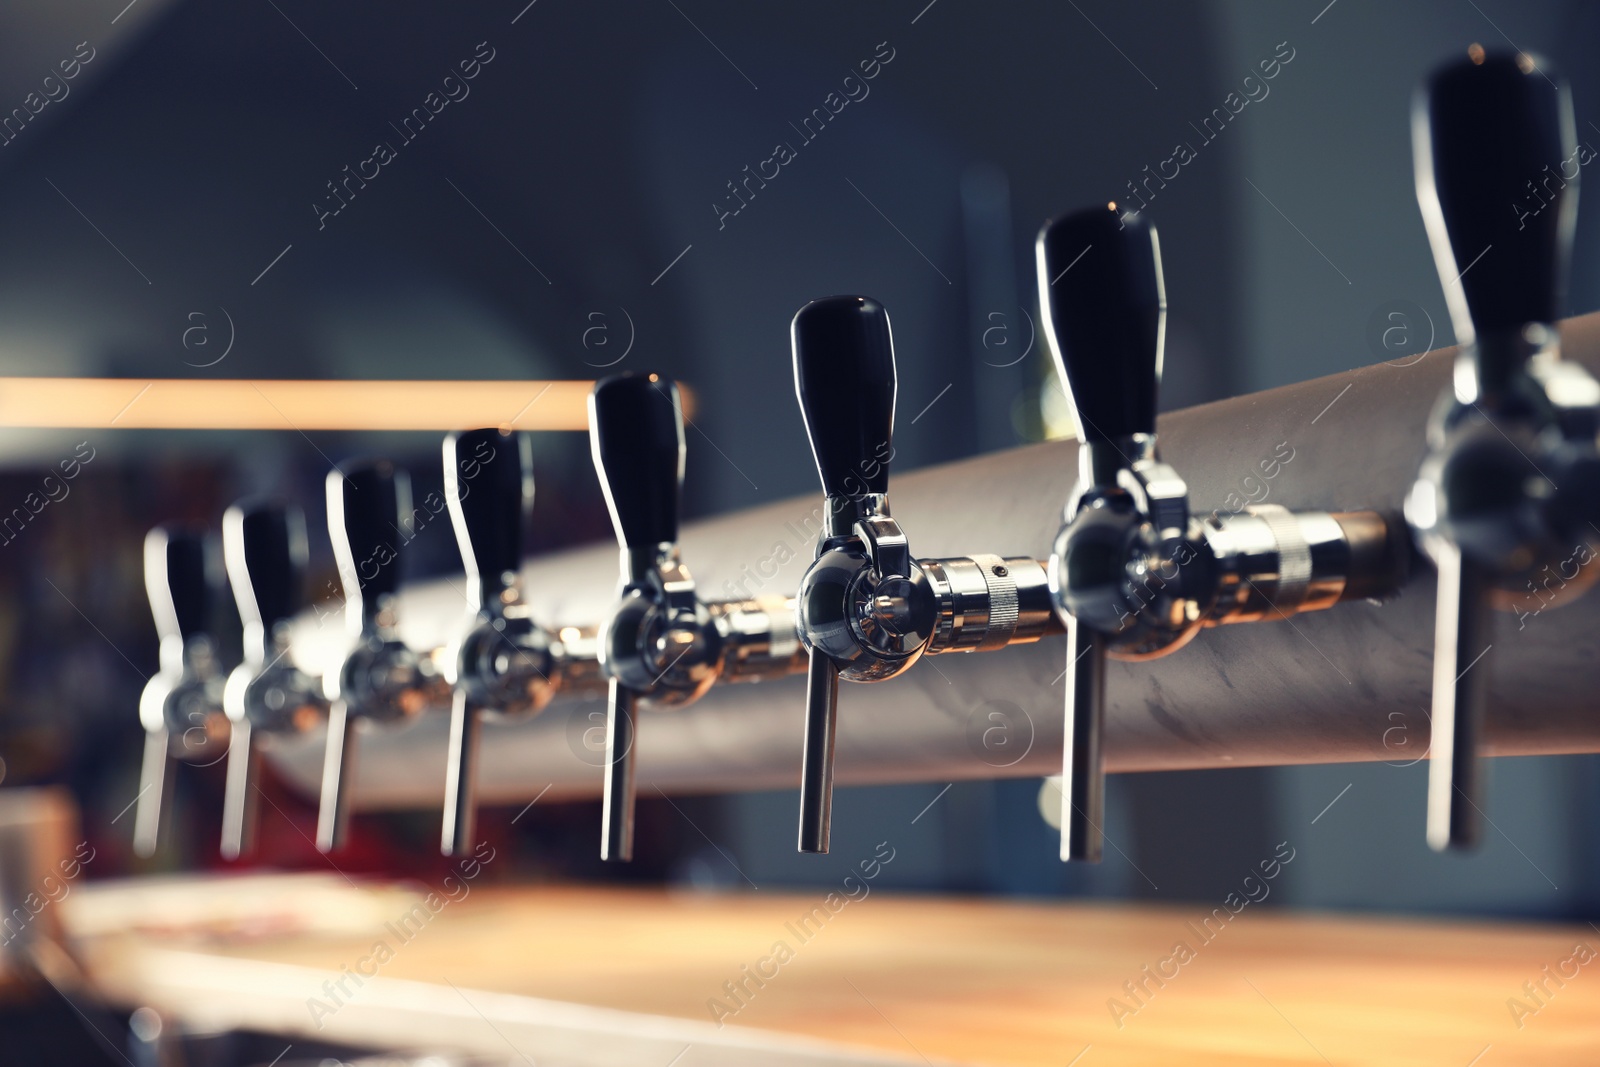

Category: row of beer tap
[130, 49, 1600, 865]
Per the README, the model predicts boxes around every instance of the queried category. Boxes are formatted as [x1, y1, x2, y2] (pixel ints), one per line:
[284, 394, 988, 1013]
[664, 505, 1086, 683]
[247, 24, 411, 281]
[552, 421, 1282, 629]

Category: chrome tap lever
[797, 650, 839, 854]
[317, 461, 445, 853]
[589, 373, 722, 862]
[220, 502, 325, 860]
[134, 527, 226, 858]
[1036, 205, 1185, 863]
[791, 296, 933, 854]
[1407, 48, 1598, 851]
[1062, 619, 1106, 862]
[601, 678, 639, 862]
[441, 428, 560, 857]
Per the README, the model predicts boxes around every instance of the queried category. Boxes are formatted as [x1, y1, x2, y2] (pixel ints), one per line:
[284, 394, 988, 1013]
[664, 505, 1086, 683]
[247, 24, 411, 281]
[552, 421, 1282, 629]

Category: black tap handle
[1036, 206, 1164, 444]
[791, 296, 896, 501]
[1416, 49, 1573, 367]
[224, 502, 308, 635]
[327, 461, 411, 620]
[445, 428, 532, 611]
[144, 526, 210, 644]
[589, 373, 685, 550]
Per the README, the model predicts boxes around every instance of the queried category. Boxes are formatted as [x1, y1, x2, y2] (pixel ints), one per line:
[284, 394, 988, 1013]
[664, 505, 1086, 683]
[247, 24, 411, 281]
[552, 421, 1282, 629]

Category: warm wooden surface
[65, 875, 1600, 1066]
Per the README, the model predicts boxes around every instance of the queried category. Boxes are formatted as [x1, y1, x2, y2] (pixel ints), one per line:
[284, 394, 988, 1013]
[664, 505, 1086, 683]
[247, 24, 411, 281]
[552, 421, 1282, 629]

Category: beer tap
[588, 373, 723, 862]
[317, 461, 449, 852]
[1036, 205, 1409, 861]
[220, 502, 328, 860]
[1406, 48, 1600, 850]
[586, 373, 809, 860]
[439, 428, 604, 856]
[790, 296, 1064, 854]
[133, 527, 228, 858]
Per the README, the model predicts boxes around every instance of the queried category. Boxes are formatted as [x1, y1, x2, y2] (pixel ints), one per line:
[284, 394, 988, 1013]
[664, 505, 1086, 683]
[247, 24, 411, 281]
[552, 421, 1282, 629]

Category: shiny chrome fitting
[709, 594, 807, 683]
[922, 555, 1058, 654]
[1204, 506, 1351, 623]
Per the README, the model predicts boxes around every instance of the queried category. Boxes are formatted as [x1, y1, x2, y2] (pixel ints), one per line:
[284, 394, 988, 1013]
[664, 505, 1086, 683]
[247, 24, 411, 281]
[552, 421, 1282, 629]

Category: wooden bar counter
[60, 873, 1600, 1066]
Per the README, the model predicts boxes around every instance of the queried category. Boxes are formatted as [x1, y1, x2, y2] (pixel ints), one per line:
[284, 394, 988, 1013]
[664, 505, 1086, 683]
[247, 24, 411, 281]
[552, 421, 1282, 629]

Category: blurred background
[1, 0, 1598, 930]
